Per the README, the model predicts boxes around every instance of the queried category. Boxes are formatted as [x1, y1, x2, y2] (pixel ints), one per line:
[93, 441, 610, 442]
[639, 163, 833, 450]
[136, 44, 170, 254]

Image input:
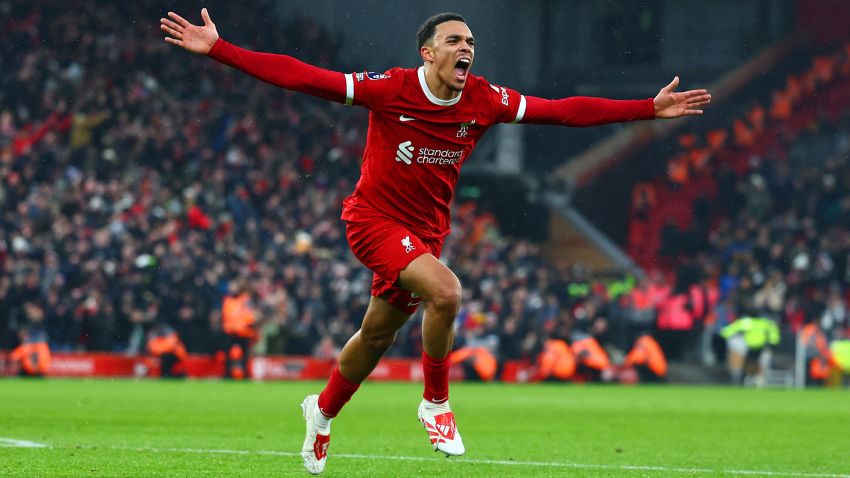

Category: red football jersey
[340, 68, 525, 240]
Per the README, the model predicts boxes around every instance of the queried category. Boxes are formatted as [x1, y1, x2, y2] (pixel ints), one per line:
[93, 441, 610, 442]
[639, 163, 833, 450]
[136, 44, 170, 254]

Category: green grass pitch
[1, 379, 848, 477]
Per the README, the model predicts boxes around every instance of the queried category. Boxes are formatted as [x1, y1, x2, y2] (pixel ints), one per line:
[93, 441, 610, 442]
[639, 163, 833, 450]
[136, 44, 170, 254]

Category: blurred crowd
[628, 40, 850, 365]
[0, 0, 369, 356]
[0, 1, 653, 368]
[663, 120, 850, 342]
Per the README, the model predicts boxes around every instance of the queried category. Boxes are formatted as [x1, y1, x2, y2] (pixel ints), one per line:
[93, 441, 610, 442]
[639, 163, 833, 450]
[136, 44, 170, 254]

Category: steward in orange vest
[146, 323, 188, 378]
[450, 346, 498, 382]
[222, 282, 258, 380]
[10, 326, 51, 377]
[571, 331, 611, 382]
[623, 334, 668, 382]
[800, 321, 836, 386]
[535, 339, 576, 381]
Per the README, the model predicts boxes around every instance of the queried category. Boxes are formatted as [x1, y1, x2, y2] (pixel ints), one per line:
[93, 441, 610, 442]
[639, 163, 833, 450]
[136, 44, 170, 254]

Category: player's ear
[420, 46, 434, 63]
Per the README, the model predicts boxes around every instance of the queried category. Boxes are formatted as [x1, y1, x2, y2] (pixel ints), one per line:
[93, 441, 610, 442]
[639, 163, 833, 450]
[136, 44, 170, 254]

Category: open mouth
[454, 57, 471, 82]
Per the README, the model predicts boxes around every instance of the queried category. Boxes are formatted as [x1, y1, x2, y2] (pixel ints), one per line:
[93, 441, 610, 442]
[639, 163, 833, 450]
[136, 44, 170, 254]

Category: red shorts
[345, 218, 444, 315]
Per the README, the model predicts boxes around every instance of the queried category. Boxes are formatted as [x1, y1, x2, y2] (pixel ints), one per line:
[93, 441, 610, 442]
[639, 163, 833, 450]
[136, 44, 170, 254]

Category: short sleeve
[481, 78, 526, 124]
[348, 69, 404, 111]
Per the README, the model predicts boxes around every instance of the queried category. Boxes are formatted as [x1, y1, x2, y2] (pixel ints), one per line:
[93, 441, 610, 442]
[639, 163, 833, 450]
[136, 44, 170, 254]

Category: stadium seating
[626, 41, 850, 345]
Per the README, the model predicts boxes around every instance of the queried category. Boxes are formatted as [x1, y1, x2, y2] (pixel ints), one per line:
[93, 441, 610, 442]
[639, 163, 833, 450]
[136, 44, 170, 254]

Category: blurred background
[2, 0, 850, 387]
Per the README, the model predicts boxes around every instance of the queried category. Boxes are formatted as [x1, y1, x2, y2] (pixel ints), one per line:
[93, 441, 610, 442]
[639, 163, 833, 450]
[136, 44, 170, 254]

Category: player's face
[427, 21, 475, 92]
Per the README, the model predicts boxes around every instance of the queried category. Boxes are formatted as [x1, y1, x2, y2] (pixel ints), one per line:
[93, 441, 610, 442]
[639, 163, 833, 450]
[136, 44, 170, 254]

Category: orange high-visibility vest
[572, 336, 611, 371]
[800, 323, 835, 379]
[536, 339, 576, 380]
[10, 342, 51, 375]
[624, 335, 668, 377]
[147, 332, 187, 359]
[450, 346, 498, 381]
[222, 293, 256, 338]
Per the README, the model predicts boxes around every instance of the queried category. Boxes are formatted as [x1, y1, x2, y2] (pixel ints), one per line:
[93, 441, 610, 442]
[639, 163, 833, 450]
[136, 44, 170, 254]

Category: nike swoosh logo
[399, 115, 416, 122]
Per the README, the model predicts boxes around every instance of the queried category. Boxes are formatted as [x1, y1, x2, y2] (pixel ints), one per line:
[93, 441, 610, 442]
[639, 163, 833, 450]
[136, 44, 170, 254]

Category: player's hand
[653, 76, 711, 119]
[160, 8, 219, 55]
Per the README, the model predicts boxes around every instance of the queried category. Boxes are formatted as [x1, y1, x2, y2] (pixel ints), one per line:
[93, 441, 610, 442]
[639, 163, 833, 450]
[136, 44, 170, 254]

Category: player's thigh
[397, 253, 461, 303]
[361, 294, 412, 337]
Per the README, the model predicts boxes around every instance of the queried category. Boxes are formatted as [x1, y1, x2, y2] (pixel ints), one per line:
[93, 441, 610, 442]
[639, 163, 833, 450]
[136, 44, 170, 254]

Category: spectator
[146, 323, 188, 378]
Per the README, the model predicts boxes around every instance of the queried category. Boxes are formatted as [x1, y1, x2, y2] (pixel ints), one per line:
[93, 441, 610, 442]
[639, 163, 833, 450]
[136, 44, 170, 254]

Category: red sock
[422, 351, 450, 403]
[317, 366, 360, 418]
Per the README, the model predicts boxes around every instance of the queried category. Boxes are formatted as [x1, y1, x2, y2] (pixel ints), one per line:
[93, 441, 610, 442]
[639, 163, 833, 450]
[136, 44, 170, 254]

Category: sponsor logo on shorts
[402, 236, 415, 253]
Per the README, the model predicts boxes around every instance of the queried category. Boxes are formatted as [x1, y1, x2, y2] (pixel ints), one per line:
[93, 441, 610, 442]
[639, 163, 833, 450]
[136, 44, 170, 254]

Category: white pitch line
[106, 445, 850, 478]
[0, 437, 48, 448]
[8, 439, 846, 478]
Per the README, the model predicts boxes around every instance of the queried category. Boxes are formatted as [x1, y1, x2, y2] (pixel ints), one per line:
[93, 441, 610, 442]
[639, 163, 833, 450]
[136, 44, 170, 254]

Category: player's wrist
[206, 37, 225, 58]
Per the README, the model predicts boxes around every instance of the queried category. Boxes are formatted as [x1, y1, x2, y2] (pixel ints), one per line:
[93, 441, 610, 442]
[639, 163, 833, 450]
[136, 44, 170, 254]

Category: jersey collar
[417, 66, 462, 106]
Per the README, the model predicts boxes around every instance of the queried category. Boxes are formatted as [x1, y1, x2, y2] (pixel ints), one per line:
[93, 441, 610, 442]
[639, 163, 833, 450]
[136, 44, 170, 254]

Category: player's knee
[429, 280, 462, 317]
[361, 329, 397, 355]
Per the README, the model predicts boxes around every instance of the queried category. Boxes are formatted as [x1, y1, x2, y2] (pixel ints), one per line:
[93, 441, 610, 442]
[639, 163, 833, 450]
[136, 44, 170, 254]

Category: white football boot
[417, 399, 465, 456]
[300, 394, 331, 474]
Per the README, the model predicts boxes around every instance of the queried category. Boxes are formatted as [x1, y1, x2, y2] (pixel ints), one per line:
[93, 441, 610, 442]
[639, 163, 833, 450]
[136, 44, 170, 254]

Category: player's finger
[684, 109, 704, 115]
[160, 24, 183, 39]
[663, 76, 680, 93]
[167, 11, 191, 27]
[201, 7, 212, 25]
[164, 37, 183, 46]
[686, 94, 711, 105]
[160, 18, 184, 33]
[680, 89, 709, 100]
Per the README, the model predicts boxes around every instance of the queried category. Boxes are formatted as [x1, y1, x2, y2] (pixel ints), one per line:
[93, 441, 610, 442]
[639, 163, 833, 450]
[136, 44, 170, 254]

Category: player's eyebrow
[444, 34, 475, 44]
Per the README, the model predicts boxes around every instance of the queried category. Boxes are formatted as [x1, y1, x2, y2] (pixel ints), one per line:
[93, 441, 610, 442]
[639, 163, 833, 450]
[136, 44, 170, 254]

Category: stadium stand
[0, 0, 368, 357]
[623, 41, 850, 369]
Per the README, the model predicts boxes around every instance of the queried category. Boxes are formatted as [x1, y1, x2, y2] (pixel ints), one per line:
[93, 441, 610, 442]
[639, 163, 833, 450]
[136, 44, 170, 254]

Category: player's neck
[422, 64, 461, 101]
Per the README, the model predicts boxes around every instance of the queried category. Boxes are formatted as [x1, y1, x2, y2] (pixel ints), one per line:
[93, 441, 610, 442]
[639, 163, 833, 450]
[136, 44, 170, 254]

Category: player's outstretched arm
[160, 9, 347, 104]
[160, 8, 219, 55]
[518, 76, 710, 127]
[653, 76, 711, 119]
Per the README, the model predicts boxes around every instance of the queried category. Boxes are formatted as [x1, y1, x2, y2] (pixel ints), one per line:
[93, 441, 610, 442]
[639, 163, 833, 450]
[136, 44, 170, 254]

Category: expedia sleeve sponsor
[484, 79, 524, 124]
[416, 147, 464, 165]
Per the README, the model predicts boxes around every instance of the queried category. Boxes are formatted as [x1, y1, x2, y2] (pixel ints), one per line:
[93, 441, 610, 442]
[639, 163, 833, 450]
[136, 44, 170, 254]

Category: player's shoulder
[466, 74, 511, 104]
